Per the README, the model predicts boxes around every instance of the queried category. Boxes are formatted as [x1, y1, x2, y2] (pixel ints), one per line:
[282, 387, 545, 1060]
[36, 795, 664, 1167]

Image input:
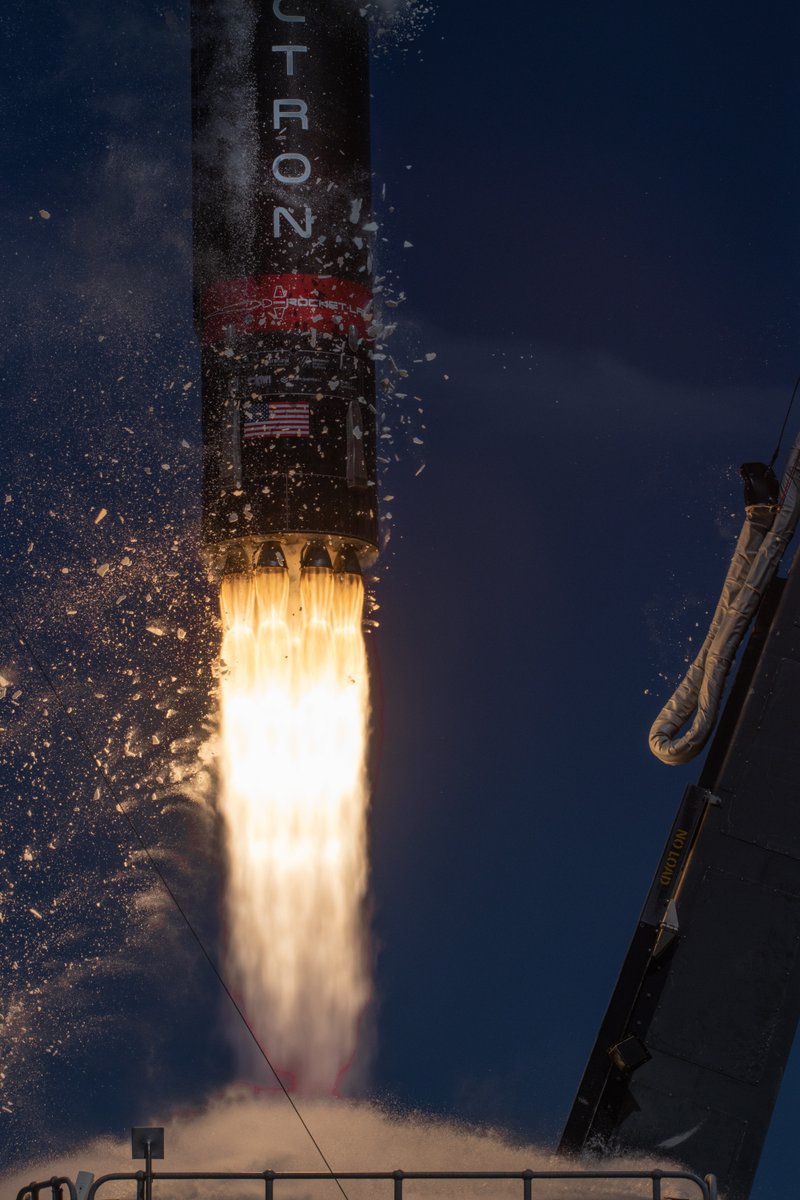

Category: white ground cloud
[3, 1088, 704, 1200]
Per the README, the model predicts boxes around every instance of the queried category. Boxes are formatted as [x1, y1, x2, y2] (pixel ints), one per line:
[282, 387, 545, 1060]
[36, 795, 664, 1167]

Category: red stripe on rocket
[202, 273, 373, 346]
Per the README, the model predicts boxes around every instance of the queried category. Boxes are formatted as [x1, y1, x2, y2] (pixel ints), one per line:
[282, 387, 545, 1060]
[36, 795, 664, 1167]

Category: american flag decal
[243, 400, 310, 438]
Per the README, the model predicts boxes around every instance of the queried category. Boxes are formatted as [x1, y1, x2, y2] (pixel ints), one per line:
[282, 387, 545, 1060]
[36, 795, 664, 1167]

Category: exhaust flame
[218, 561, 371, 1093]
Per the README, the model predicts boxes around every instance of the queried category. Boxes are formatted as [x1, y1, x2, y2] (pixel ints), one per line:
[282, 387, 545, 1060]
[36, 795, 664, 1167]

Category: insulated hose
[649, 435, 800, 765]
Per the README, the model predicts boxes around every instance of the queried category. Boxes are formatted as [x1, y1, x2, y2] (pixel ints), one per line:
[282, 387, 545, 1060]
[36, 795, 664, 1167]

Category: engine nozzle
[301, 541, 333, 571]
[222, 544, 251, 576]
[255, 541, 288, 571]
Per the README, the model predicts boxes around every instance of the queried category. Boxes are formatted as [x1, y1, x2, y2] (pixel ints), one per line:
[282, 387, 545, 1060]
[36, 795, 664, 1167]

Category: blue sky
[1, 1, 799, 1194]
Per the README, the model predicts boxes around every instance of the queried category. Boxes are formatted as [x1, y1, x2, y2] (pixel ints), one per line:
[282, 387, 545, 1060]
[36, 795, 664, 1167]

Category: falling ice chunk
[29, 908, 43, 919]
[38, 210, 50, 220]
[362, 221, 378, 232]
[349, 198, 363, 223]
[404, 241, 413, 248]
[146, 625, 165, 636]
[177, 628, 186, 640]
[412, 437, 424, 445]
[415, 463, 426, 476]
[425, 352, 437, 361]
[94, 508, 108, 524]
[96, 563, 110, 578]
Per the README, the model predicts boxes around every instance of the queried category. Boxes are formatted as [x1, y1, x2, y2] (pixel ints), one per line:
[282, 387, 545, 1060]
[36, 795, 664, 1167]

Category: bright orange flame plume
[218, 564, 371, 1093]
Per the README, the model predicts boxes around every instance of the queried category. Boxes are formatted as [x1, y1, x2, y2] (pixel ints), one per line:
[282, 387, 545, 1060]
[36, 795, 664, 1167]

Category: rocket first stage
[192, 0, 379, 576]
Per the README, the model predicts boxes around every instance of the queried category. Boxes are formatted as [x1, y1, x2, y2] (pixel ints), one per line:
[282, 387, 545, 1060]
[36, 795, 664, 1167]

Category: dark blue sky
[1, 1, 799, 1194]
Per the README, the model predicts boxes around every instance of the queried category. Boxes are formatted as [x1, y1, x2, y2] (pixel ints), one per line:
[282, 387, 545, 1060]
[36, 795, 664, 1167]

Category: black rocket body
[192, 0, 379, 572]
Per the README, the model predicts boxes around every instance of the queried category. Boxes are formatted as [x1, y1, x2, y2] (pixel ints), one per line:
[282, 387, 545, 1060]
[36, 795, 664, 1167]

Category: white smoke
[3, 1089, 703, 1200]
[192, 0, 259, 272]
[366, 0, 435, 51]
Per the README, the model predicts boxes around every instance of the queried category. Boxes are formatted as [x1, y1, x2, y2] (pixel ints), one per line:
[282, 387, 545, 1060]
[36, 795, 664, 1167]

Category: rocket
[191, 0, 379, 577]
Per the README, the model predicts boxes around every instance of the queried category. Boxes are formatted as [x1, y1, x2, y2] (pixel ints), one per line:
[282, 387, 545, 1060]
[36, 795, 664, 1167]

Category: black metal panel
[721, 656, 800, 858]
[559, 564, 800, 1199]
[647, 869, 800, 1083]
[616, 1081, 749, 1181]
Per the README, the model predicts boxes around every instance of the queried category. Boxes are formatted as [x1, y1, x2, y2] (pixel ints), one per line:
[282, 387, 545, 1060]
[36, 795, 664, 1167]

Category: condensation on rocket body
[192, 0, 379, 572]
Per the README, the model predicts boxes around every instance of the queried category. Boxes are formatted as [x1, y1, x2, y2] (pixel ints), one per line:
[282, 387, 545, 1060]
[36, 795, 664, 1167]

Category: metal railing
[17, 1181, 78, 1200]
[16, 1165, 719, 1200]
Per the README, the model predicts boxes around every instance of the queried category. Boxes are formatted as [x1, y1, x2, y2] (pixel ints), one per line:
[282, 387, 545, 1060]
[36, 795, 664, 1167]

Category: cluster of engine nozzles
[222, 539, 362, 576]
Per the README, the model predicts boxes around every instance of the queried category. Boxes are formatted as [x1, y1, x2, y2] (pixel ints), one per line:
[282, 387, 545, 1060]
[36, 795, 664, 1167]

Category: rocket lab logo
[202, 273, 373, 346]
[267, 285, 363, 326]
[270, 285, 291, 322]
[219, 282, 293, 330]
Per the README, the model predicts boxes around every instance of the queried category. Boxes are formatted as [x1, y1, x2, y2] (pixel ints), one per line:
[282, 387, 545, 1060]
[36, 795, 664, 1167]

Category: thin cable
[769, 372, 800, 468]
[0, 594, 351, 1200]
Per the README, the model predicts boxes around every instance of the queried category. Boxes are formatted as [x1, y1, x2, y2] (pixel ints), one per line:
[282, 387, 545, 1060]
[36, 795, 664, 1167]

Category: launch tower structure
[560, 542, 800, 1197]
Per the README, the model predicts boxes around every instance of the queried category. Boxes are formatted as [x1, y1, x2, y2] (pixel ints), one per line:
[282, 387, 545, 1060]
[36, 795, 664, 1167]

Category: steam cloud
[3, 1089, 701, 1200]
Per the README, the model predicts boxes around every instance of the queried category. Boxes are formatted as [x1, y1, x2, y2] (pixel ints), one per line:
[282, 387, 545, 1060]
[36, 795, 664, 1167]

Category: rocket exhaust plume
[219, 551, 371, 1092]
[192, 0, 379, 1088]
